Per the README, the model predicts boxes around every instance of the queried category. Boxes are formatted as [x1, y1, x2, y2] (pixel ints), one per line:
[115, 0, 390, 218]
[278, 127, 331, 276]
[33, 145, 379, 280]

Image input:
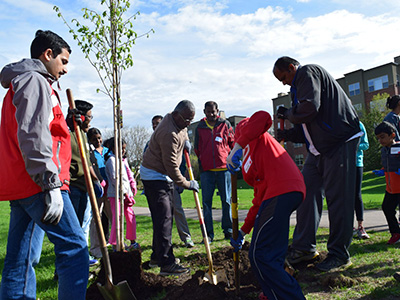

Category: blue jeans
[0, 190, 89, 300]
[69, 186, 88, 226]
[200, 170, 232, 239]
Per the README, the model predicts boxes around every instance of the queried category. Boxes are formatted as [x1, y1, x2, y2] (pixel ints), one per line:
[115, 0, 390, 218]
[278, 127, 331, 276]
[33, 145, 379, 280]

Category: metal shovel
[184, 150, 227, 285]
[66, 89, 136, 300]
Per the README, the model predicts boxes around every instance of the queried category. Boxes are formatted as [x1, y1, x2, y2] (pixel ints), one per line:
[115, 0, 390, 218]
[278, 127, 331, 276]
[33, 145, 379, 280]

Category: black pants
[354, 166, 364, 221]
[142, 180, 175, 267]
[382, 191, 400, 234]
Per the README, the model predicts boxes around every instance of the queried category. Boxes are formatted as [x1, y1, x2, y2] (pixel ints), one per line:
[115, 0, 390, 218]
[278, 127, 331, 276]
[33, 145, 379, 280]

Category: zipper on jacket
[56, 141, 62, 173]
[211, 127, 216, 168]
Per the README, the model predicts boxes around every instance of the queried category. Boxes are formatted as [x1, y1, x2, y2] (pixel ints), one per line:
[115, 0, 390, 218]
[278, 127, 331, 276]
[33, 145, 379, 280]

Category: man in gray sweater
[141, 100, 199, 276]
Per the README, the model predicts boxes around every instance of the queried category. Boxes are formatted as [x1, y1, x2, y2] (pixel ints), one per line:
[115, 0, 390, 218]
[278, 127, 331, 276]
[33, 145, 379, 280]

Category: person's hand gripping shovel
[67, 89, 136, 300]
[184, 149, 227, 285]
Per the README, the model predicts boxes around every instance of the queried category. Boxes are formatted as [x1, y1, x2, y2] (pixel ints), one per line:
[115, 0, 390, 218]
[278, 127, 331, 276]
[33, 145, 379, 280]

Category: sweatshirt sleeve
[240, 189, 261, 234]
[12, 72, 61, 191]
[236, 111, 272, 148]
[359, 122, 369, 151]
[161, 132, 190, 188]
[105, 157, 116, 190]
[286, 67, 320, 124]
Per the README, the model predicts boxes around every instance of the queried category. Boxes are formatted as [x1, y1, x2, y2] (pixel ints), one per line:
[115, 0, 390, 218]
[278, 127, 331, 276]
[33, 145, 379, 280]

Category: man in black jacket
[274, 56, 361, 272]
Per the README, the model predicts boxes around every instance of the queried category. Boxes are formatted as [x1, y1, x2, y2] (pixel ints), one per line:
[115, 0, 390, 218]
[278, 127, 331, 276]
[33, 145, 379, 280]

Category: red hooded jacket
[235, 111, 305, 234]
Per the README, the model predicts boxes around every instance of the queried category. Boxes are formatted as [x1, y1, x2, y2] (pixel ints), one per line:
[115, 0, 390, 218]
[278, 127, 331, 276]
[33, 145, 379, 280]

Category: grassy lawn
[134, 171, 387, 211]
[0, 171, 395, 299]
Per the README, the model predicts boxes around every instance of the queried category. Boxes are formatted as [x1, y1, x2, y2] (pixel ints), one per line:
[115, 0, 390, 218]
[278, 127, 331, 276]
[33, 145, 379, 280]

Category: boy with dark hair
[194, 101, 235, 242]
[0, 30, 88, 299]
[373, 121, 400, 244]
[67, 99, 102, 265]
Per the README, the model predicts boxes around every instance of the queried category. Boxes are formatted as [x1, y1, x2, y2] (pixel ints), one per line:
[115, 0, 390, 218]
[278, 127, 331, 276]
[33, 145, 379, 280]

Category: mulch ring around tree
[86, 243, 352, 299]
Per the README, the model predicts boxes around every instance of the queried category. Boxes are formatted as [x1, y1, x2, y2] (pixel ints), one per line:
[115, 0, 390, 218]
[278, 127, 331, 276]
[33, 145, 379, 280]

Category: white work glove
[188, 180, 199, 193]
[227, 143, 243, 170]
[42, 188, 64, 225]
[184, 140, 192, 155]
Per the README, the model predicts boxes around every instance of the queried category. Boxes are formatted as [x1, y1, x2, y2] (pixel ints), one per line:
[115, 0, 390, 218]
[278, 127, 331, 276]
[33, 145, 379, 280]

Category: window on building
[368, 75, 389, 92]
[349, 82, 360, 96]
[294, 154, 304, 167]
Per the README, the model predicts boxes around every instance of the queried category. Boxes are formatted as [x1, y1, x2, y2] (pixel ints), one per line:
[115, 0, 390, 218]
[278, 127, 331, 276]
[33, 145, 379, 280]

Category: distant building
[272, 55, 400, 169]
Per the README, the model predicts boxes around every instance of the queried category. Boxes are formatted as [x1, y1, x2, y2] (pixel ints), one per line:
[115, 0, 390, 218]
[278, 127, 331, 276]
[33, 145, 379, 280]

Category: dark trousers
[142, 180, 175, 267]
[382, 191, 400, 234]
[249, 192, 305, 300]
[292, 138, 359, 261]
[354, 166, 364, 221]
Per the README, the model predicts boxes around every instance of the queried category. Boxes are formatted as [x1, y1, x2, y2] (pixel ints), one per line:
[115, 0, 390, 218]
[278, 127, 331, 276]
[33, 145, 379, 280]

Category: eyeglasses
[85, 114, 93, 121]
[178, 112, 192, 124]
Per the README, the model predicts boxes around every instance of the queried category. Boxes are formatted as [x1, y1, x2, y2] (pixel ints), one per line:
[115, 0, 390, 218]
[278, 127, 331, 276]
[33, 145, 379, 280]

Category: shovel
[183, 150, 227, 285]
[66, 89, 136, 300]
[231, 173, 240, 295]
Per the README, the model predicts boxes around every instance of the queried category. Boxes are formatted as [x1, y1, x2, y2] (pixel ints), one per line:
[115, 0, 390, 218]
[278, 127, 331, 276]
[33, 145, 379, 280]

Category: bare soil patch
[86, 244, 355, 299]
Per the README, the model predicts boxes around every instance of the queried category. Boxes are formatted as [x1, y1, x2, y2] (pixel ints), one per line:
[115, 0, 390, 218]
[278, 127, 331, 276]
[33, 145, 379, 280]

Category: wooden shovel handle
[66, 89, 114, 288]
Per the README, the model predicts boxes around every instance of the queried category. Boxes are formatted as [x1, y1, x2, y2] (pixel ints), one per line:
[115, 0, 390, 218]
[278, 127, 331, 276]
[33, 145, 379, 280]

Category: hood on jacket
[0, 58, 55, 89]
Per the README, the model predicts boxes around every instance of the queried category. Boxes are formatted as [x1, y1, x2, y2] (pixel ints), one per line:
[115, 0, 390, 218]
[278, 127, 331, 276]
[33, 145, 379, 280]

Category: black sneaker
[315, 255, 352, 272]
[286, 247, 319, 264]
[159, 262, 190, 276]
[224, 232, 233, 240]
[149, 258, 180, 268]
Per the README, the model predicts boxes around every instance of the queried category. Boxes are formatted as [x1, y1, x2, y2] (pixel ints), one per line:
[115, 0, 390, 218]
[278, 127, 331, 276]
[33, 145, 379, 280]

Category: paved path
[134, 207, 388, 232]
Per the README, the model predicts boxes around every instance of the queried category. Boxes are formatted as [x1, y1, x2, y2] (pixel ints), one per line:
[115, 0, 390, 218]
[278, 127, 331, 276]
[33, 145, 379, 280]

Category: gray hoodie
[0, 59, 63, 191]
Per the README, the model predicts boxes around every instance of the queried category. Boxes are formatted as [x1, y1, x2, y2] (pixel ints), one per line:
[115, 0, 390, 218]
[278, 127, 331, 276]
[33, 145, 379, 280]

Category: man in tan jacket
[141, 100, 198, 276]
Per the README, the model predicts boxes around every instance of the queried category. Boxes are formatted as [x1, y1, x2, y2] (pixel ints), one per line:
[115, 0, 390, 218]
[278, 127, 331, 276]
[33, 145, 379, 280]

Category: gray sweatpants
[173, 184, 191, 242]
[291, 138, 359, 261]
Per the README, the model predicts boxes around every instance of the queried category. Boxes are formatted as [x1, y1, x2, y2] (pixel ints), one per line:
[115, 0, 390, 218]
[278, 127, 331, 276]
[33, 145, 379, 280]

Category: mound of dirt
[86, 244, 337, 299]
[86, 242, 261, 300]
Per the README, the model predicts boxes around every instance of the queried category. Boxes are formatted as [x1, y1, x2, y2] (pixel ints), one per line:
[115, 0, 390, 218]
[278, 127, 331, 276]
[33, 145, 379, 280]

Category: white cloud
[1, 1, 400, 129]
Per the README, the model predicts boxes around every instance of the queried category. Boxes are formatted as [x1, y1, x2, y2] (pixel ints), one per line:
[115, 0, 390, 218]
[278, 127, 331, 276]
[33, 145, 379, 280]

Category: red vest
[0, 85, 71, 201]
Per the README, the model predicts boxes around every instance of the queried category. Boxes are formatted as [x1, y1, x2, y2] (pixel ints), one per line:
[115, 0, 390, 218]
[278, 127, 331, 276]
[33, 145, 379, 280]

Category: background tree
[54, 0, 154, 251]
[360, 92, 390, 171]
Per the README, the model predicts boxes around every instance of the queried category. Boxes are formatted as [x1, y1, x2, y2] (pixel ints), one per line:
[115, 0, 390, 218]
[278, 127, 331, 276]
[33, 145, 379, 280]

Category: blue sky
[0, 0, 399, 131]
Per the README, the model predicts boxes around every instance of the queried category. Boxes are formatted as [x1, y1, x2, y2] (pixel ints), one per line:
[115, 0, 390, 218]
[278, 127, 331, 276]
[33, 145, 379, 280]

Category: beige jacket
[142, 113, 191, 188]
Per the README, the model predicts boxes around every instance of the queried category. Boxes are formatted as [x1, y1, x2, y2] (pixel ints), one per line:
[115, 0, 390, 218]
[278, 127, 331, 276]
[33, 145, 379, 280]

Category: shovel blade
[97, 280, 137, 300]
[203, 269, 228, 286]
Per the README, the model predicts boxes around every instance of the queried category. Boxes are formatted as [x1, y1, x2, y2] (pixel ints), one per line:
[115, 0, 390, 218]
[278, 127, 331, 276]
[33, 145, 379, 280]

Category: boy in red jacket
[227, 111, 306, 300]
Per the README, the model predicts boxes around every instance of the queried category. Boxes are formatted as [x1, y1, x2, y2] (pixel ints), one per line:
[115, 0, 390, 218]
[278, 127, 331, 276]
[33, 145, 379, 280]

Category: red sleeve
[228, 124, 235, 149]
[236, 111, 272, 148]
[240, 188, 261, 234]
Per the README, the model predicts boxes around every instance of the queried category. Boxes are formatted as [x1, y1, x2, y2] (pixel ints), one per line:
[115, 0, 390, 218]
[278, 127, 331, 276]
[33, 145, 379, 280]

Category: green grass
[0, 171, 394, 299]
[135, 172, 387, 211]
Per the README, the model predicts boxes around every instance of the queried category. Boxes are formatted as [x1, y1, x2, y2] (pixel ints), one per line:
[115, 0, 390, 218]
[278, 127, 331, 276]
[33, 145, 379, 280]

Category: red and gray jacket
[0, 59, 71, 201]
[194, 117, 234, 172]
